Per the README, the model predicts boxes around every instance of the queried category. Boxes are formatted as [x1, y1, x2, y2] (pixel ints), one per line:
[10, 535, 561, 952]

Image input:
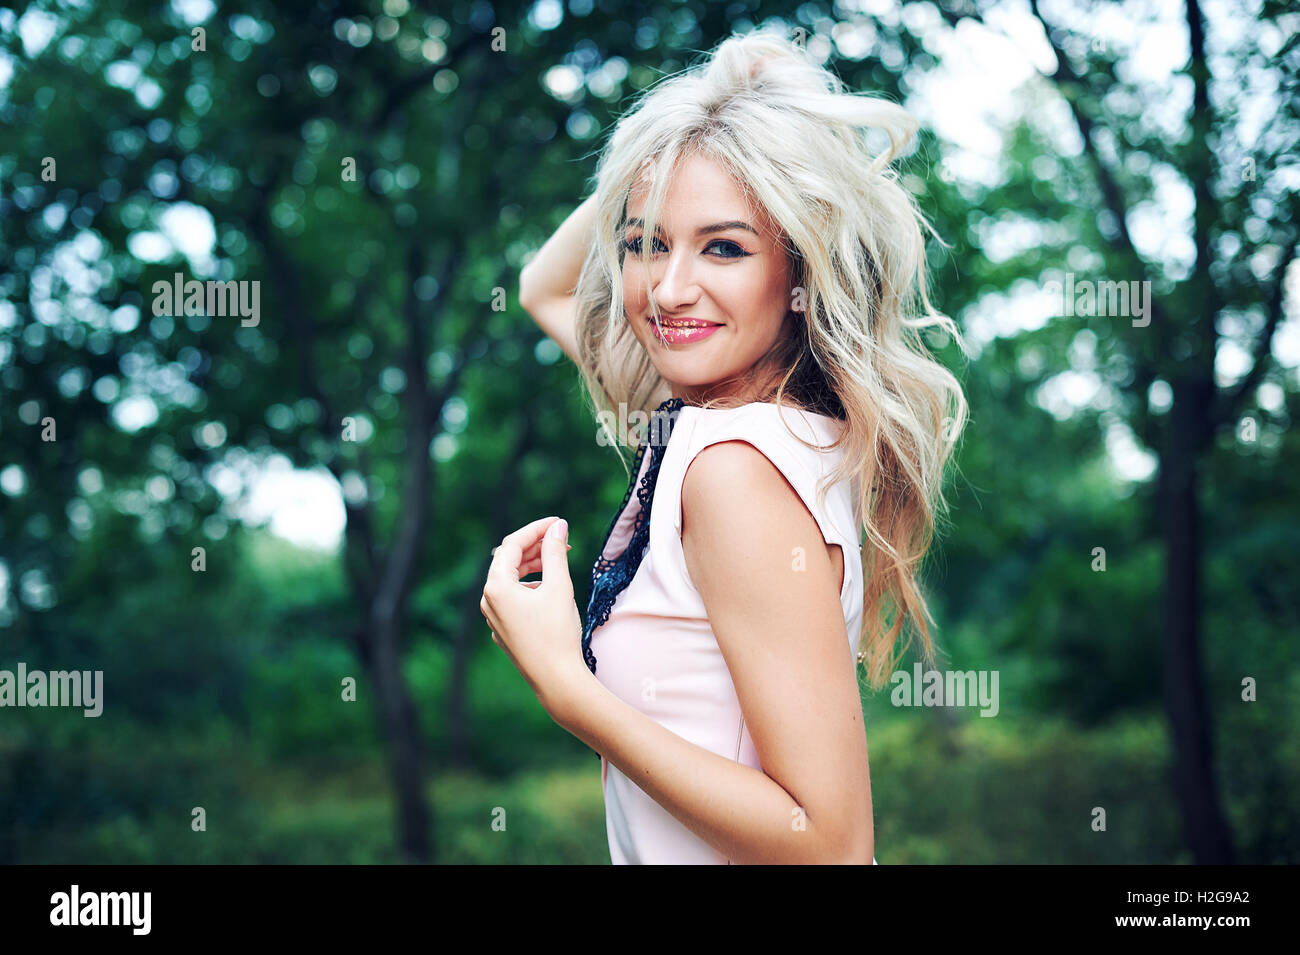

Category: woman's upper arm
[680, 439, 873, 861]
[518, 280, 580, 365]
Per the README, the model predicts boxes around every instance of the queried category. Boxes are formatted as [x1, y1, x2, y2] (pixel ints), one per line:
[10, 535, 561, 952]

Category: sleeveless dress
[585, 399, 878, 865]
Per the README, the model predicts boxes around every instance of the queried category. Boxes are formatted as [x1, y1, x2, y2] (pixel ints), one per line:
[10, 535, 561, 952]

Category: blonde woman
[481, 31, 967, 865]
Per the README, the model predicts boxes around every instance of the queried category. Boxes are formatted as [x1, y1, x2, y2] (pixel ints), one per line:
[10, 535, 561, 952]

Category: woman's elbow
[824, 820, 874, 865]
[518, 266, 538, 313]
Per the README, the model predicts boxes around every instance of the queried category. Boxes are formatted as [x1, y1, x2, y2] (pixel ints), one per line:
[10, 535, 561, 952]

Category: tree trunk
[366, 616, 433, 862]
[1158, 380, 1236, 863]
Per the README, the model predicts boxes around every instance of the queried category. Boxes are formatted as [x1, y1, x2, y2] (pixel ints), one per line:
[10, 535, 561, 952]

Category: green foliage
[1, 0, 1295, 863]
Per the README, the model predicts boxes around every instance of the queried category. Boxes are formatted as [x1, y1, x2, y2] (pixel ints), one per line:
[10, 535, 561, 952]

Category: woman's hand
[480, 516, 592, 722]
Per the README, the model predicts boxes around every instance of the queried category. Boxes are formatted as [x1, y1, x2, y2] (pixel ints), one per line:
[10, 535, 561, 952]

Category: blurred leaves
[0, 0, 1296, 862]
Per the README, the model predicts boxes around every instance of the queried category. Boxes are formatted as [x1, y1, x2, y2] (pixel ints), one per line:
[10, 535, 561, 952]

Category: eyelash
[621, 236, 751, 259]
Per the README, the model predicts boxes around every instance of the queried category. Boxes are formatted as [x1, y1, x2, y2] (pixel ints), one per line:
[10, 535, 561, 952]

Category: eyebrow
[622, 217, 759, 237]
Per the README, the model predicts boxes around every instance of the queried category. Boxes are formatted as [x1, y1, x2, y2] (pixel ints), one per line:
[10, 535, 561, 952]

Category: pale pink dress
[588, 401, 878, 865]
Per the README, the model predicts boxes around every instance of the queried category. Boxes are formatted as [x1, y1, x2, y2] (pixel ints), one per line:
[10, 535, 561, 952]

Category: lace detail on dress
[590, 437, 650, 581]
[582, 397, 685, 675]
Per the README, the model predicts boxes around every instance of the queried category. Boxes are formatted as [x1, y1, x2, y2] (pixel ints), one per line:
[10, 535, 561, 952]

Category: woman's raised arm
[519, 192, 600, 365]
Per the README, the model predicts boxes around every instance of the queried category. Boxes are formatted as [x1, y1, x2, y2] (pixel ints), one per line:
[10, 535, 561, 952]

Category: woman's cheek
[622, 271, 647, 311]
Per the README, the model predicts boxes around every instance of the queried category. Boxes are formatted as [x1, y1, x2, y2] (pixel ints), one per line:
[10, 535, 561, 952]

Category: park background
[1, 0, 1297, 864]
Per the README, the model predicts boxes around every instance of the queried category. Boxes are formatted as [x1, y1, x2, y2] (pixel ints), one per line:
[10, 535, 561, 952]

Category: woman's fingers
[487, 519, 571, 588]
[518, 554, 561, 577]
[505, 539, 571, 573]
[516, 544, 570, 578]
[520, 540, 571, 563]
[489, 517, 563, 585]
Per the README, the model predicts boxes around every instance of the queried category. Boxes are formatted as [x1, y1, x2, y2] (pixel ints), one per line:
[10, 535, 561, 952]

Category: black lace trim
[582, 397, 686, 675]
[590, 441, 650, 582]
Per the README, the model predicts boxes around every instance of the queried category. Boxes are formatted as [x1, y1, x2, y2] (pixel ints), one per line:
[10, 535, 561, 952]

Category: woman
[481, 31, 967, 864]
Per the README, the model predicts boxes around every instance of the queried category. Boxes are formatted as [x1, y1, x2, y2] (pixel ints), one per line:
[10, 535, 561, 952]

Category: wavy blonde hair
[572, 31, 968, 690]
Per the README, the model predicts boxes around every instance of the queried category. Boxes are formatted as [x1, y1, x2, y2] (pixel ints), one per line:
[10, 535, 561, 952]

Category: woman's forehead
[625, 157, 778, 235]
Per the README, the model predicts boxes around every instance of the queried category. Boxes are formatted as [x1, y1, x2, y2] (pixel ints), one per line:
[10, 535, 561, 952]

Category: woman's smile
[648, 316, 724, 345]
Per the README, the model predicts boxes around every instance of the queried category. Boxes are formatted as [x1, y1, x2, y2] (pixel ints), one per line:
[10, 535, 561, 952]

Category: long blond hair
[571, 31, 968, 690]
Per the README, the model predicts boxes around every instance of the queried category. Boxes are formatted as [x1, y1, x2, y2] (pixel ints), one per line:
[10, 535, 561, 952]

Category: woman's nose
[651, 249, 699, 307]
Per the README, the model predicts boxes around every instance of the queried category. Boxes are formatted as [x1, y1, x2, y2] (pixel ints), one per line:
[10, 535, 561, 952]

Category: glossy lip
[647, 316, 723, 346]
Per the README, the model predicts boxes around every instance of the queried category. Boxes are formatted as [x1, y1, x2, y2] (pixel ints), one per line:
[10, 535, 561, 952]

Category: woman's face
[622, 153, 795, 405]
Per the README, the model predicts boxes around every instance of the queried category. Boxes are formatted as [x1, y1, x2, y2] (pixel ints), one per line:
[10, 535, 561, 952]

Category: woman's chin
[652, 367, 727, 390]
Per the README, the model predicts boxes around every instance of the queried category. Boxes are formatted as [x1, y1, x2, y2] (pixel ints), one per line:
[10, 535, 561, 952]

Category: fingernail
[555, 518, 568, 542]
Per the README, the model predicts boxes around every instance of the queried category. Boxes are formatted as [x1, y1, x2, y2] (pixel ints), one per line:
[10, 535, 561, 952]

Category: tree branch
[1027, 0, 1148, 277]
[1220, 242, 1298, 424]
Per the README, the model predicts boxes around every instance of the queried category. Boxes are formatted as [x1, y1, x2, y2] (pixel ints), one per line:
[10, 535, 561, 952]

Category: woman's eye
[622, 236, 750, 258]
[622, 236, 665, 255]
[707, 239, 749, 258]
